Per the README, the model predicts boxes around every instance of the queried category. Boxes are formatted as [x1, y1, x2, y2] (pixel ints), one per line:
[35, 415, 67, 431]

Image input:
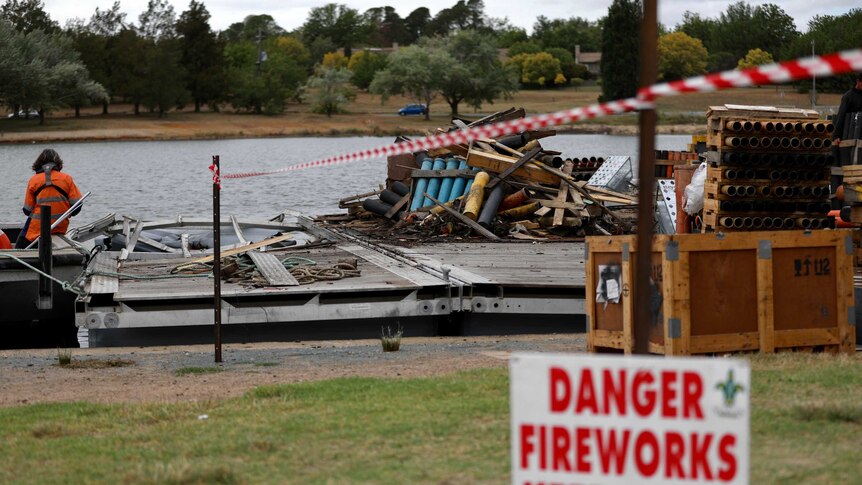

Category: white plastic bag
[683, 161, 707, 216]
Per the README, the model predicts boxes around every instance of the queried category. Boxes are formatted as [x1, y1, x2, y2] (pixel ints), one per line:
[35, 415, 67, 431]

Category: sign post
[510, 354, 749, 484]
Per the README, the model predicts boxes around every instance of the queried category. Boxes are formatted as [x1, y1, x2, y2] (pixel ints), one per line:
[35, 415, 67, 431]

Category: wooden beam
[553, 160, 575, 226]
[466, 148, 559, 185]
[533, 163, 625, 224]
[188, 233, 295, 264]
[486, 145, 543, 190]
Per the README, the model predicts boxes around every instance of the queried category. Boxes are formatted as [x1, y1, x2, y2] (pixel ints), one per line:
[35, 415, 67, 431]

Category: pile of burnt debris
[316, 108, 642, 244]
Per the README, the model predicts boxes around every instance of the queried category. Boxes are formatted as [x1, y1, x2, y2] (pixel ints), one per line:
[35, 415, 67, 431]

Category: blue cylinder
[410, 157, 434, 211]
[437, 158, 460, 203]
[422, 158, 447, 207]
[448, 159, 469, 201]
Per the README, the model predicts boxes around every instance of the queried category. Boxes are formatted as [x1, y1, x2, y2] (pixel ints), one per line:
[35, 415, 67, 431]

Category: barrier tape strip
[209, 162, 221, 188]
[222, 48, 862, 181]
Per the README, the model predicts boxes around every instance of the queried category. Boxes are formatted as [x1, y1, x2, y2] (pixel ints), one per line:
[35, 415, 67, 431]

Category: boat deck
[77, 227, 587, 345]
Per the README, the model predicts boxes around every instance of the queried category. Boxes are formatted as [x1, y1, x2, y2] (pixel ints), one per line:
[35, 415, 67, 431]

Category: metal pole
[635, 0, 658, 355]
[24, 191, 91, 250]
[213, 155, 222, 363]
[36, 205, 52, 310]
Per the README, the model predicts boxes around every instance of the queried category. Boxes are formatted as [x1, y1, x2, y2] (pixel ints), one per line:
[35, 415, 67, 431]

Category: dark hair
[32, 148, 63, 172]
[857, 72, 862, 82]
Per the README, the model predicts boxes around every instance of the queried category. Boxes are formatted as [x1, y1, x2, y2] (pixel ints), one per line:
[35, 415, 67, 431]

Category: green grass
[174, 366, 223, 377]
[748, 353, 862, 484]
[0, 356, 860, 484]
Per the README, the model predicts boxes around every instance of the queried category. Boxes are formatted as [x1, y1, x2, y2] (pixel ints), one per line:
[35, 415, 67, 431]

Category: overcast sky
[42, 0, 859, 34]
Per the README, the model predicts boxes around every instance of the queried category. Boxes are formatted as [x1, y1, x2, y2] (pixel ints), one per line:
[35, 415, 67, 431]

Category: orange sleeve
[67, 176, 83, 203]
[23, 176, 36, 212]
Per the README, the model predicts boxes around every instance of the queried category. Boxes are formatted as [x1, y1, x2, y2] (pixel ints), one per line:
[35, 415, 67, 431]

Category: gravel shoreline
[0, 333, 586, 407]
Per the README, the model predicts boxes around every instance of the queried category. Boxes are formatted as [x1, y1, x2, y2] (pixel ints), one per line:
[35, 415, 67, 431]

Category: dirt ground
[0, 333, 586, 408]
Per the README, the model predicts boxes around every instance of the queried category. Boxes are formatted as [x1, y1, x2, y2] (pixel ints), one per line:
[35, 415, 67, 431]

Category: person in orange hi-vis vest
[0, 229, 11, 249]
[16, 149, 83, 248]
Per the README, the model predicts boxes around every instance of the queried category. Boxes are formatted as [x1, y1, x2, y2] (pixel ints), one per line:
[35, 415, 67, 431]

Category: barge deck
[75, 216, 587, 347]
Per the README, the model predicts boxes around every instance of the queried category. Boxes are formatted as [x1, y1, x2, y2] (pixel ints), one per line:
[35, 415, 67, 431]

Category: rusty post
[635, 0, 658, 355]
[212, 155, 222, 363]
[36, 205, 52, 310]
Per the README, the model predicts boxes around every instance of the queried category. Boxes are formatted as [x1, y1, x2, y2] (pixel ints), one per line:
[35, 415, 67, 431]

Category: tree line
[1, 0, 860, 123]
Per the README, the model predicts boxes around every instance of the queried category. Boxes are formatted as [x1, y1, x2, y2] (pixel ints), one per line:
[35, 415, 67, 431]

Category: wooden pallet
[586, 230, 855, 355]
[842, 164, 862, 184]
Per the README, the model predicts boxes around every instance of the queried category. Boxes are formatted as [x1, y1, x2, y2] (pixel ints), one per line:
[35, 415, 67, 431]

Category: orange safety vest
[0, 229, 11, 250]
[23, 168, 82, 242]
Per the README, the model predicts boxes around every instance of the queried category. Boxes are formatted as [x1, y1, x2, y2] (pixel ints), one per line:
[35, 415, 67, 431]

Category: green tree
[370, 44, 447, 120]
[220, 14, 285, 44]
[658, 31, 708, 81]
[225, 35, 309, 114]
[711, 2, 798, 62]
[176, 0, 225, 112]
[301, 3, 362, 57]
[139, 38, 188, 116]
[0, 22, 106, 122]
[361, 6, 408, 47]
[507, 52, 564, 87]
[737, 48, 773, 69]
[545, 47, 582, 84]
[507, 40, 542, 57]
[111, 29, 149, 114]
[425, 30, 518, 115]
[137, 0, 175, 41]
[495, 25, 527, 48]
[403, 7, 430, 44]
[600, 0, 642, 101]
[0, 0, 57, 33]
[532, 16, 601, 52]
[88, 1, 126, 36]
[321, 51, 348, 69]
[66, 24, 109, 115]
[304, 66, 355, 116]
[426, 0, 488, 36]
[347, 50, 387, 90]
[784, 9, 862, 92]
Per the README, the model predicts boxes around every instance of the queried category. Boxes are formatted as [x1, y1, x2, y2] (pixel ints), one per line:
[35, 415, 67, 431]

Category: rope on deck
[0, 252, 86, 296]
[166, 253, 363, 285]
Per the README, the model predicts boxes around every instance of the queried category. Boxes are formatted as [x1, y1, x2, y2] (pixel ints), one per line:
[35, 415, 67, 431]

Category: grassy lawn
[1, 353, 860, 484]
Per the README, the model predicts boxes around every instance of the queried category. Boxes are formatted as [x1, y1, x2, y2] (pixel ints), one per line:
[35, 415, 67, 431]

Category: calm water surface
[0, 134, 690, 224]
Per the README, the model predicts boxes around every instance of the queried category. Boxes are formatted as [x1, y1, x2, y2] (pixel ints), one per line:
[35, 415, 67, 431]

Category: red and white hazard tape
[639, 48, 862, 100]
[222, 48, 862, 181]
[222, 97, 650, 179]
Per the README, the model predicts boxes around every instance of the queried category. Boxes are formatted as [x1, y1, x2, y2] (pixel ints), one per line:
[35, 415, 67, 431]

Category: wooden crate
[586, 230, 855, 355]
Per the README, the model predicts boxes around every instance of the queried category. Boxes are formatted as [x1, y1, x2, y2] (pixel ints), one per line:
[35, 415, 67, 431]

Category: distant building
[575, 44, 602, 76]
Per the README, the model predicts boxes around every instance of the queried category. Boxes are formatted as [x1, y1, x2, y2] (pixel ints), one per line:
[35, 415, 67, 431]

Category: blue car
[398, 104, 428, 116]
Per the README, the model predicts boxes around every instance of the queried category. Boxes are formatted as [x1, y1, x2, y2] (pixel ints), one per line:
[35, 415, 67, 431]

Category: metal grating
[587, 156, 632, 192]
[656, 179, 677, 234]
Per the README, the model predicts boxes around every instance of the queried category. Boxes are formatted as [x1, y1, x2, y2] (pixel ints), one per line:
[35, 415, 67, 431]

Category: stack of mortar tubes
[714, 116, 834, 231]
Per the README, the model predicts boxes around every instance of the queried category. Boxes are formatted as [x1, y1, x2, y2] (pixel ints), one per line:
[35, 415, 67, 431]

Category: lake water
[0, 134, 691, 223]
